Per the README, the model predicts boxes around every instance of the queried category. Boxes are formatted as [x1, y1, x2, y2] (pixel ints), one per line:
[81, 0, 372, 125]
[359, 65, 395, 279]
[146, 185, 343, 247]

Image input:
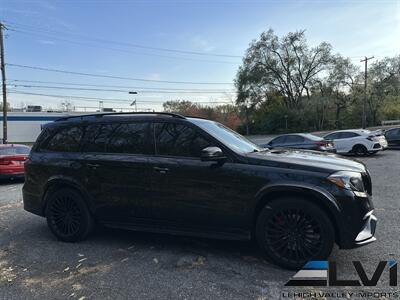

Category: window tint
[154, 122, 212, 157]
[324, 133, 338, 140]
[386, 128, 399, 138]
[107, 122, 150, 154]
[285, 135, 304, 144]
[270, 136, 286, 145]
[81, 122, 151, 154]
[44, 126, 84, 152]
[339, 132, 359, 139]
[81, 124, 113, 153]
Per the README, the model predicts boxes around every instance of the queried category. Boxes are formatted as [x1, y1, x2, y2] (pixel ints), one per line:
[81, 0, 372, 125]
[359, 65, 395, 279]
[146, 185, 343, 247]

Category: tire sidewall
[256, 197, 335, 270]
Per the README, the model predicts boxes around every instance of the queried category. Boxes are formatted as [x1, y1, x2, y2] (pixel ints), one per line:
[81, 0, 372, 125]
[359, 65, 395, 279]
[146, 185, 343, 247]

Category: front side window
[189, 118, 261, 153]
[43, 126, 84, 152]
[270, 136, 286, 145]
[154, 122, 212, 157]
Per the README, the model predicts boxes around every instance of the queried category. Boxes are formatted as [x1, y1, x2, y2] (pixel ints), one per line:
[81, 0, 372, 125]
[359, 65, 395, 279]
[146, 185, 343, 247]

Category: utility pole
[0, 22, 7, 144]
[360, 56, 374, 129]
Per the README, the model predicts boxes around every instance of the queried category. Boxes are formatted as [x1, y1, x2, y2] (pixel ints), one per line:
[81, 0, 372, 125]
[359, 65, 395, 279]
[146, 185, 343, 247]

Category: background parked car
[323, 129, 387, 155]
[384, 127, 400, 149]
[0, 144, 31, 180]
[262, 133, 336, 152]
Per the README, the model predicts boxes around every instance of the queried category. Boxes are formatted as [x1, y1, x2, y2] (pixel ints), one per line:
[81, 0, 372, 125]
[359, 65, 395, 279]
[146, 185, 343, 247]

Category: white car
[323, 129, 387, 155]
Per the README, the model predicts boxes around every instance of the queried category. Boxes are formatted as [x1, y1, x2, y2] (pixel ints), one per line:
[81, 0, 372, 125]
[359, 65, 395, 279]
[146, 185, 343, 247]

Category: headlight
[327, 171, 367, 197]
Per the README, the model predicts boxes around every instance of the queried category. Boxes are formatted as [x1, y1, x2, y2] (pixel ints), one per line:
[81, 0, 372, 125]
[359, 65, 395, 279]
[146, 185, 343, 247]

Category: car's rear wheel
[256, 197, 335, 270]
[45, 187, 94, 242]
[352, 144, 368, 156]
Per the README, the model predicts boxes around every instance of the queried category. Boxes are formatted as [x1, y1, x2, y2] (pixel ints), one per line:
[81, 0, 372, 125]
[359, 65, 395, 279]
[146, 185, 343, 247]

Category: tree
[367, 56, 400, 125]
[236, 29, 332, 109]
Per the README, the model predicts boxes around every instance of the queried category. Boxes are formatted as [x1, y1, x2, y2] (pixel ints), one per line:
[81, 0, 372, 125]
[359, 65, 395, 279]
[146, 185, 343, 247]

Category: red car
[0, 144, 31, 180]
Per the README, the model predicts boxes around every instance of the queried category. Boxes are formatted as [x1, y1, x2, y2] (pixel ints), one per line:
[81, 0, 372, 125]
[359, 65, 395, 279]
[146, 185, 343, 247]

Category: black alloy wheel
[353, 144, 368, 156]
[256, 197, 334, 270]
[46, 188, 94, 242]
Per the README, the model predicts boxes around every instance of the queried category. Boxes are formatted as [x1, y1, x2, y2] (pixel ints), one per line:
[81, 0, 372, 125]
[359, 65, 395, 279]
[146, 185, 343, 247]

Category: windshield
[189, 118, 263, 153]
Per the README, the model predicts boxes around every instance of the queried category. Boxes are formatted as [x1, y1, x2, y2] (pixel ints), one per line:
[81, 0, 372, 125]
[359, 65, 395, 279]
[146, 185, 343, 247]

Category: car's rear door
[81, 121, 153, 224]
[147, 121, 254, 235]
[284, 135, 305, 149]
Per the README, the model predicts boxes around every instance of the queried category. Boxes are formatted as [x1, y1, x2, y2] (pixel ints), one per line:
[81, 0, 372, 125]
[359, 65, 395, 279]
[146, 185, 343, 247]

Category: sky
[1, 0, 399, 112]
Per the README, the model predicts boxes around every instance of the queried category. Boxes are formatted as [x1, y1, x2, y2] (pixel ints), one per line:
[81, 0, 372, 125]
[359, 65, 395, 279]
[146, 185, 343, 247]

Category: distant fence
[381, 120, 400, 126]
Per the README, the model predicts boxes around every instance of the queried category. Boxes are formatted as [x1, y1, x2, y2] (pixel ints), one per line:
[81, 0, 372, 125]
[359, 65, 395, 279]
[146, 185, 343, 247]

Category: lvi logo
[285, 260, 397, 287]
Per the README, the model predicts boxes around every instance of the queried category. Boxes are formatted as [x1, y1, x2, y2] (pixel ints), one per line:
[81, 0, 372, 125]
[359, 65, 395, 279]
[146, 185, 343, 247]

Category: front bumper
[354, 210, 377, 246]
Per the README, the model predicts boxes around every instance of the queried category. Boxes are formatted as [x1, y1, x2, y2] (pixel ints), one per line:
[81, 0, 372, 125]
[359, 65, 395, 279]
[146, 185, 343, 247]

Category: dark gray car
[262, 133, 336, 152]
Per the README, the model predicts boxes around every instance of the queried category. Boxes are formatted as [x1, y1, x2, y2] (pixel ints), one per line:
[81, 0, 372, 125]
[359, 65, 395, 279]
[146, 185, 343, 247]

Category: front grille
[362, 172, 372, 195]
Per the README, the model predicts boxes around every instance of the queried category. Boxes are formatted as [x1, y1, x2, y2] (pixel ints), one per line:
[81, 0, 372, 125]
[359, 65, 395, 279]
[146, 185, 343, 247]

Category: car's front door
[148, 121, 255, 235]
[81, 121, 153, 223]
[386, 128, 400, 148]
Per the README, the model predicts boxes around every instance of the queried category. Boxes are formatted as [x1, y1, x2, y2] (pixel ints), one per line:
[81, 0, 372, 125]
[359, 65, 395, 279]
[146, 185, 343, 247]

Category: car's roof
[272, 133, 322, 140]
[326, 129, 371, 135]
[0, 144, 30, 148]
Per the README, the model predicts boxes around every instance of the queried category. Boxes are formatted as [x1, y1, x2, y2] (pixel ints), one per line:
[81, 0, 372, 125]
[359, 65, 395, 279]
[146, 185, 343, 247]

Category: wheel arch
[41, 176, 95, 216]
[252, 184, 341, 242]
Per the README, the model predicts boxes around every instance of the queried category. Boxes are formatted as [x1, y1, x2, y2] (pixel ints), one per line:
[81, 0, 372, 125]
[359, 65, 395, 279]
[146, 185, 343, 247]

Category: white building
[0, 112, 88, 143]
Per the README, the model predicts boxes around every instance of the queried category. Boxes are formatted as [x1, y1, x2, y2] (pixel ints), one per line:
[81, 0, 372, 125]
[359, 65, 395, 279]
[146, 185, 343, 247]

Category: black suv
[23, 112, 377, 269]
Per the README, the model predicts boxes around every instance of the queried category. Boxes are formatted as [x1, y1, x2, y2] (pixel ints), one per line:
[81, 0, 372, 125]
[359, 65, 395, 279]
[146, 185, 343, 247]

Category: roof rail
[55, 112, 186, 122]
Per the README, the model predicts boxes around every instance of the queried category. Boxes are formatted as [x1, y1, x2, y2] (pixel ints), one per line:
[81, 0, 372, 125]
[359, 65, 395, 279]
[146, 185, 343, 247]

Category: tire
[352, 144, 368, 156]
[255, 197, 335, 270]
[45, 187, 95, 242]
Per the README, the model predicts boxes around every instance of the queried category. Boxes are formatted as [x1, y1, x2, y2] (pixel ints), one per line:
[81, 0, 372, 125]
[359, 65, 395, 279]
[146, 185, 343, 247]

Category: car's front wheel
[256, 197, 335, 270]
[45, 187, 95, 242]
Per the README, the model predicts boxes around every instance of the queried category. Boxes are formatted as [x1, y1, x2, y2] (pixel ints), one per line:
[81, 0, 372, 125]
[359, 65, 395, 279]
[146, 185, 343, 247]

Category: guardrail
[382, 120, 400, 126]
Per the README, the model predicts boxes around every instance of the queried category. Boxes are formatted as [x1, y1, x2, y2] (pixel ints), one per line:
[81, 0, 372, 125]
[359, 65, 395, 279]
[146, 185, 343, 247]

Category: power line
[5, 21, 242, 59]
[8, 28, 239, 65]
[7, 63, 234, 85]
[9, 91, 232, 105]
[8, 79, 235, 92]
[8, 83, 236, 94]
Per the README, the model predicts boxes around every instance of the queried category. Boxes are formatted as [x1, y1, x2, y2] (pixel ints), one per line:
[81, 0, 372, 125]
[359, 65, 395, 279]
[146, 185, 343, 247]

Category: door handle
[87, 163, 100, 169]
[153, 167, 169, 174]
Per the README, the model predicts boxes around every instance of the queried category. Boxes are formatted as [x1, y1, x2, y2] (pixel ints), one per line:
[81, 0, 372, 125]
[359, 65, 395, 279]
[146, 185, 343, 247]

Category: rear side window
[285, 135, 304, 143]
[270, 136, 286, 145]
[107, 122, 151, 154]
[81, 122, 152, 154]
[42, 126, 84, 152]
[154, 122, 212, 157]
[81, 124, 113, 153]
[339, 132, 359, 139]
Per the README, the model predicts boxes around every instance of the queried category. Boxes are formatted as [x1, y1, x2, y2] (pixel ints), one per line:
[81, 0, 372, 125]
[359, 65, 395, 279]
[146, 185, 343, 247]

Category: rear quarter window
[40, 125, 84, 152]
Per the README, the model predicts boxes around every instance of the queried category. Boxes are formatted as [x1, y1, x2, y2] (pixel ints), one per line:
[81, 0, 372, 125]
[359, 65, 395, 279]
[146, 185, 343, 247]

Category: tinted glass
[0, 146, 31, 155]
[107, 122, 150, 154]
[270, 136, 286, 145]
[81, 123, 113, 153]
[324, 133, 338, 140]
[44, 126, 84, 152]
[340, 132, 359, 139]
[386, 128, 399, 138]
[285, 135, 304, 143]
[81, 122, 151, 154]
[154, 122, 212, 157]
[189, 118, 261, 153]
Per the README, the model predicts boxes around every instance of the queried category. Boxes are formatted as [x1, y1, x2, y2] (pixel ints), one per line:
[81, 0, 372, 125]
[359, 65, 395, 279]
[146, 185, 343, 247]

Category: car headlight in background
[327, 171, 368, 197]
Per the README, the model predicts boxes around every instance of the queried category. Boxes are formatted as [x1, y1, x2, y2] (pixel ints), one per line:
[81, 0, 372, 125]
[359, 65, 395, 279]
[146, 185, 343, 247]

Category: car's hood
[245, 148, 366, 174]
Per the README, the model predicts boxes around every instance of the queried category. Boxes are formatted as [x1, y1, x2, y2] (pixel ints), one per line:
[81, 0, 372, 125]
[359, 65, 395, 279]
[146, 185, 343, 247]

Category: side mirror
[200, 147, 226, 162]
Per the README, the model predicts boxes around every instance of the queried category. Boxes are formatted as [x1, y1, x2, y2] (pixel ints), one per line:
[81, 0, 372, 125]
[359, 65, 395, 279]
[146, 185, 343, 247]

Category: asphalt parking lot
[1, 150, 399, 300]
